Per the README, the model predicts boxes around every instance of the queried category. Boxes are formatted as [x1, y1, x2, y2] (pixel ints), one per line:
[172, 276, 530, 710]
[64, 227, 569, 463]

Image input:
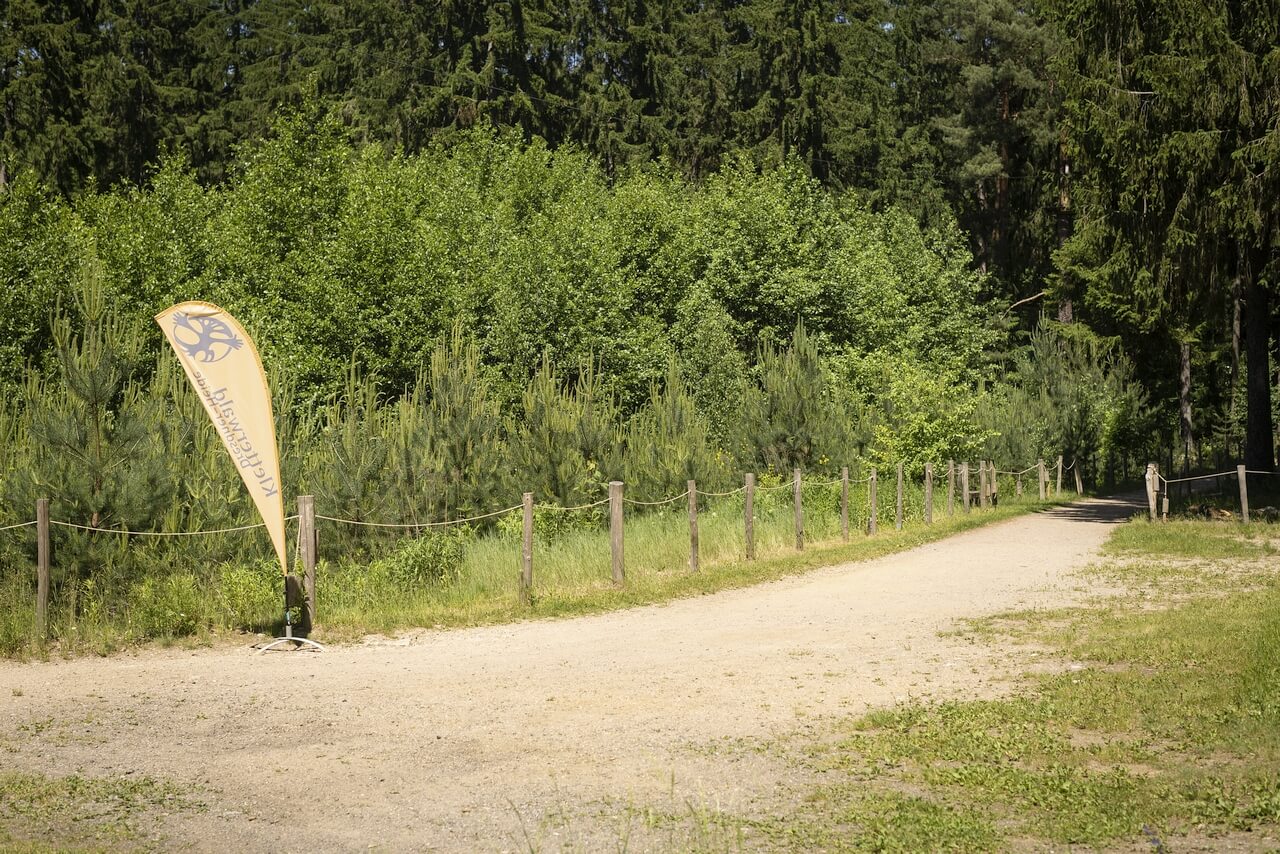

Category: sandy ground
[0, 498, 1139, 852]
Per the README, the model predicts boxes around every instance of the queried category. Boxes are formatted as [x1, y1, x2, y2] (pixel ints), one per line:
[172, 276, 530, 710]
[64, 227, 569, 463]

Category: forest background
[0, 0, 1276, 647]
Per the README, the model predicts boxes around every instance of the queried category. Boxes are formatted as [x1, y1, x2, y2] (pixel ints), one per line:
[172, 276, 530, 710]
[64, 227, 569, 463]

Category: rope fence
[1000, 462, 1039, 476]
[48, 519, 285, 536]
[317, 503, 525, 528]
[622, 491, 689, 507]
[529, 498, 611, 513]
[1144, 461, 1279, 523]
[696, 486, 748, 498]
[8, 456, 1077, 639]
[1158, 468, 1273, 486]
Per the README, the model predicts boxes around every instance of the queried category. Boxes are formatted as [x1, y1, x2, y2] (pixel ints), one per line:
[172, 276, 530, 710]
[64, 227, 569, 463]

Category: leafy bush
[495, 505, 606, 543]
[856, 353, 992, 472]
[0, 577, 32, 656]
[378, 532, 467, 588]
[218, 561, 281, 631]
[128, 575, 205, 639]
[801, 480, 843, 521]
[751, 472, 800, 514]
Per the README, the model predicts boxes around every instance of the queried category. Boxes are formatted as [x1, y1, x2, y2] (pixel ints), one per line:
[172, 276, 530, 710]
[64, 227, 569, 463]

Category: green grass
[660, 516, 1280, 851]
[1104, 517, 1277, 559]
[0, 770, 199, 852]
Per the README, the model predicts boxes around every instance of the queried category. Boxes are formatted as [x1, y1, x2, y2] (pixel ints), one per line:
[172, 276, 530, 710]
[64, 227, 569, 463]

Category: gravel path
[0, 497, 1137, 851]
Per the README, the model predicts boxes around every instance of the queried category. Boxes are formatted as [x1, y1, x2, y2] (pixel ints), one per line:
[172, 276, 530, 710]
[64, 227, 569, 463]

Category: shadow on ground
[1036, 494, 1144, 524]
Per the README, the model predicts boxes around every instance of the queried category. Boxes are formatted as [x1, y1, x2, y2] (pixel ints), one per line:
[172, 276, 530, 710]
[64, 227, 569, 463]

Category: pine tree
[744, 321, 850, 474]
[306, 368, 390, 554]
[20, 268, 173, 605]
[624, 359, 727, 501]
[419, 327, 506, 521]
[509, 355, 597, 507]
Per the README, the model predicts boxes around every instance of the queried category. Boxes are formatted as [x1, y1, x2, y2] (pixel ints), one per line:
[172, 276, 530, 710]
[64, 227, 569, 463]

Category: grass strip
[725, 520, 1280, 851]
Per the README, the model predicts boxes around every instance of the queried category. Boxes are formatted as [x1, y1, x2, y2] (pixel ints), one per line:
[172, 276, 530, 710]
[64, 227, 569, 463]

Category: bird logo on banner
[172, 312, 245, 363]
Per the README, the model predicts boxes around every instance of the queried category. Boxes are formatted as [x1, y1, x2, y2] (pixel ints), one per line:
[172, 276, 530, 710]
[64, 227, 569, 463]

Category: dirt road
[0, 498, 1137, 851]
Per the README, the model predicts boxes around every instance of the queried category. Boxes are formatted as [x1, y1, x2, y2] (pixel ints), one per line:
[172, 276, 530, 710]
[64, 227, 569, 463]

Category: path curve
[0, 497, 1138, 851]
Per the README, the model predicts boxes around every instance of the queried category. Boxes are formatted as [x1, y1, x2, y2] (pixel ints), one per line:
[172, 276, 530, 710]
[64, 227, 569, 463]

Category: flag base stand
[258, 623, 325, 653]
[258, 580, 324, 652]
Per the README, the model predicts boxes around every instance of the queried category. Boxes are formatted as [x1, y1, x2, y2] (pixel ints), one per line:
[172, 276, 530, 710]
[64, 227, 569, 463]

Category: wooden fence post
[1144, 463, 1158, 522]
[521, 492, 534, 603]
[869, 467, 878, 534]
[35, 498, 49, 639]
[840, 467, 850, 541]
[1055, 456, 1063, 496]
[947, 460, 955, 516]
[924, 463, 934, 525]
[961, 463, 971, 512]
[990, 462, 999, 506]
[1038, 459, 1047, 500]
[688, 480, 699, 572]
[895, 462, 904, 530]
[744, 473, 756, 560]
[609, 481, 624, 584]
[793, 468, 804, 550]
[1016, 473, 1023, 497]
[1074, 465, 1084, 496]
[978, 461, 990, 509]
[1238, 465, 1250, 523]
[299, 495, 317, 630]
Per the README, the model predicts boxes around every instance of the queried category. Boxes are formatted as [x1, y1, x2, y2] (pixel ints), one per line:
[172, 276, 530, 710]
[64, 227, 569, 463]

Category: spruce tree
[20, 268, 172, 605]
[745, 321, 850, 474]
[624, 359, 727, 502]
[1048, 0, 1280, 470]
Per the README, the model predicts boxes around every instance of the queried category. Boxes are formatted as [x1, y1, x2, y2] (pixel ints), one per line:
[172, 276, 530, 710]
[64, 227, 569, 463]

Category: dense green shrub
[378, 532, 467, 588]
[218, 561, 281, 631]
[127, 575, 206, 640]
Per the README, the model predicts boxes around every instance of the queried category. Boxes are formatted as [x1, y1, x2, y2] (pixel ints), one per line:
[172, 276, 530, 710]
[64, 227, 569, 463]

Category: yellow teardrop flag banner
[155, 301, 288, 575]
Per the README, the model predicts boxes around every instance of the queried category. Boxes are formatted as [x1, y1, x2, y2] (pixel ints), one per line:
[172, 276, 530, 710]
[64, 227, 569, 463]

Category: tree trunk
[1244, 276, 1274, 471]
[1057, 298, 1073, 324]
[1055, 131, 1073, 324]
[1230, 269, 1242, 457]
[1179, 339, 1193, 475]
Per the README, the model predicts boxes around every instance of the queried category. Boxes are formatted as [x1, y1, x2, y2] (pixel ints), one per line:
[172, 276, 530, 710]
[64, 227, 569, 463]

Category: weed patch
[0, 770, 200, 851]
